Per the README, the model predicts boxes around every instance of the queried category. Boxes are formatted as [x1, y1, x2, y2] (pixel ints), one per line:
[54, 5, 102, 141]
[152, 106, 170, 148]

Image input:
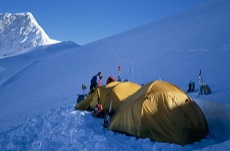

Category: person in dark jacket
[90, 72, 103, 93]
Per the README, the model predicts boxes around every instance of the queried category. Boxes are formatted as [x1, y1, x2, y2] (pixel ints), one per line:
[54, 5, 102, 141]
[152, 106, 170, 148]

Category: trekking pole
[118, 65, 121, 81]
[199, 69, 204, 86]
[199, 69, 205, 95]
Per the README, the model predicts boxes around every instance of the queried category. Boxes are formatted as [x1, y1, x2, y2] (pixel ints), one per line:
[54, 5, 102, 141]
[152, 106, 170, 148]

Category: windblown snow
[0, 0, 230, 150]
[0, 12, 59, 57]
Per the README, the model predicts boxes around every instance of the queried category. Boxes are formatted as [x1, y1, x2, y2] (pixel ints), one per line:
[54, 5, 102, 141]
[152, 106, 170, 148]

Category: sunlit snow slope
[0, 0, 230, 150]
[0, 12, 60, 57]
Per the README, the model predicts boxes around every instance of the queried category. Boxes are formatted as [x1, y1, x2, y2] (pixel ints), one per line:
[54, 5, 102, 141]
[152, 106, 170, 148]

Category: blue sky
[1, 0, 207, 45]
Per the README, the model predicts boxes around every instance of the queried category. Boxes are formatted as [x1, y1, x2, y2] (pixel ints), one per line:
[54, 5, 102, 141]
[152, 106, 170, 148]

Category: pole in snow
[199, 69, 204, 86]
[118, 65, 121, 81]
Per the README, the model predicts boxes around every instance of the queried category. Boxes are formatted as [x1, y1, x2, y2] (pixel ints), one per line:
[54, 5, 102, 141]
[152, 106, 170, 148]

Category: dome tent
[76, 81, 141, 112]
[101, 81, 141, 112]
[76, 81, 120, 110]
[108, 80, 209, 145]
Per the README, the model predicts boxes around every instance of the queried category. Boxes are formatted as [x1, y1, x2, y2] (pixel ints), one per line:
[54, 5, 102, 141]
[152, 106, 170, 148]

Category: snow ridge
[0, 12, 59, 57]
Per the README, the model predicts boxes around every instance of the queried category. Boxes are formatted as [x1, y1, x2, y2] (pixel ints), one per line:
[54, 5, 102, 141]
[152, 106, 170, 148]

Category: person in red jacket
[106, 76, 115, 84]
[92, 104, 104, 117]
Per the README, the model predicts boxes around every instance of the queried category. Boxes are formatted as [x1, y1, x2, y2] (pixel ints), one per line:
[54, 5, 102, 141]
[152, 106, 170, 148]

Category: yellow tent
[76, 81, 141, 112]
[76, 81, 120, 110]
[101, 81, 141, 111]
[108, 80, 209, 145]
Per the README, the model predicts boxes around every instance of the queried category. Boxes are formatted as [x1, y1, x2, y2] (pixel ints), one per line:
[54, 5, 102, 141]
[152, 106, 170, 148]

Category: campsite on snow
[1, 0, 230, 150]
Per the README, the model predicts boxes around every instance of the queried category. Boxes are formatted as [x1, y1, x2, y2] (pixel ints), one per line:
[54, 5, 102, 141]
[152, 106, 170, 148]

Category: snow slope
[0, 12, 60, 57]
[0, 0, 230, 150]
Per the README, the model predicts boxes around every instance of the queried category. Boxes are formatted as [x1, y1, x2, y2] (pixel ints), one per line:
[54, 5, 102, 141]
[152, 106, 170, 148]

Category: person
[92, 104, 104, 118]
[106, 76, 115, 84]
[90, 72, 103, 93]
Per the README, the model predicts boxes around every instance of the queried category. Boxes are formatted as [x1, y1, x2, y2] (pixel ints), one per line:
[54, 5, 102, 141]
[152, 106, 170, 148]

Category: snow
[0, 12, 60, 57]
[1, 0, 230, 150]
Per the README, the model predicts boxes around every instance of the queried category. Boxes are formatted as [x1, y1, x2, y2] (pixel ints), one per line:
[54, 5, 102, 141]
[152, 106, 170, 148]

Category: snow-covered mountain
[0, 12, 60, 57]
[0, 0, 230, 150]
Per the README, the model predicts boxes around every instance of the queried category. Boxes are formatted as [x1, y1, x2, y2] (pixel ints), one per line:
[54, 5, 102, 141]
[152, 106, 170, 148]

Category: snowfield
[1, 0, 230, 150]
[1, 101, 230, 151]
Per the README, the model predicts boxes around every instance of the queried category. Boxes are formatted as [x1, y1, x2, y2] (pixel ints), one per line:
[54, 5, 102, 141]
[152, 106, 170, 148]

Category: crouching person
[92, 104, 105, 118]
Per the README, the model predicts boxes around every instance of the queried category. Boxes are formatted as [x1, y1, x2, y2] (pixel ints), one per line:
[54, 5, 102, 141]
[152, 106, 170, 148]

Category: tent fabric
[76, 81, 120, 110]
[108, 80, 209, 145]
[76, 81, 141, 112]
[101, 81, 141, 111]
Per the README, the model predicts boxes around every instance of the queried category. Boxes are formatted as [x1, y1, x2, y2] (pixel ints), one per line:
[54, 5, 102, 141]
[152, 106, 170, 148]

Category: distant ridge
[0, 12, 60, 57]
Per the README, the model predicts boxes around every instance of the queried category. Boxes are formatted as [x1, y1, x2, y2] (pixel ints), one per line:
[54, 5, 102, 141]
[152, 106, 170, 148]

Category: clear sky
[1, 0, 207, 45]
